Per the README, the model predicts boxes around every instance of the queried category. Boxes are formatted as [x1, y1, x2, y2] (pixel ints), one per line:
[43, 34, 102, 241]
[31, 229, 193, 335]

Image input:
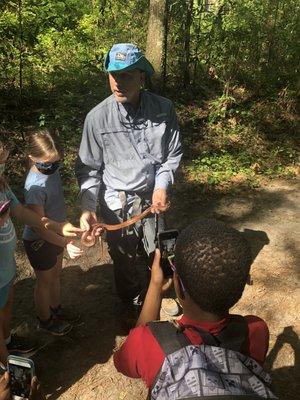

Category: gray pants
[100, 198, 164, 305]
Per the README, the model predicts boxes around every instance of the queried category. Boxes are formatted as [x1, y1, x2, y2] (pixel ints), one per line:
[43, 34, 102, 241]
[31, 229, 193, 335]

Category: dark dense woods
[0, 0, 299, 194]
[0, 2, 299, 399]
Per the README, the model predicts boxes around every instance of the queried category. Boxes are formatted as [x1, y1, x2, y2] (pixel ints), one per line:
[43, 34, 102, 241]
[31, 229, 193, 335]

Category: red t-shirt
[113, 314, 269, 388]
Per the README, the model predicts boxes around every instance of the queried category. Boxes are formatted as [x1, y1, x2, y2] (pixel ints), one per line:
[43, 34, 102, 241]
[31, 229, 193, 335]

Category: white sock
[5, 334, 11, 345]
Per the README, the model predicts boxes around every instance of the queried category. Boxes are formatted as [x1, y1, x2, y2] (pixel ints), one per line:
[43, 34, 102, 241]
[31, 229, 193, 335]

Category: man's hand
[0, 372, 10, 400]
[29, 377, 46, 400]
[150, 249, 173, 293]
[152, 188, 168, 214]
[80, 210, 98, 231]
[66, 241, 84, 259]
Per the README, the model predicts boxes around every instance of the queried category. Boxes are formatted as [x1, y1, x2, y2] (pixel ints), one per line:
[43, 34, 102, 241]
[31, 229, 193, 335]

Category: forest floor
[13, 176, 299, 400]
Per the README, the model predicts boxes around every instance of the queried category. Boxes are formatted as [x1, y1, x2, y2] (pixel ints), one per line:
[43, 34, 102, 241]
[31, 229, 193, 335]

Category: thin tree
[17, 0, 25, 140]
[183, 0, 194, 86]
[146, 0, 168, 93]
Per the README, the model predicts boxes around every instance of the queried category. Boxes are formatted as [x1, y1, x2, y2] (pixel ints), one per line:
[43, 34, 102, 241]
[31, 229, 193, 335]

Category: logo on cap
[115, 52, 126, 61]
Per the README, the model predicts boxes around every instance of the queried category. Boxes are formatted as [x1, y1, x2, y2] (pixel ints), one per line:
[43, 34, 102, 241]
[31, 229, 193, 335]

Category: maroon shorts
[23, 239, 64, 271]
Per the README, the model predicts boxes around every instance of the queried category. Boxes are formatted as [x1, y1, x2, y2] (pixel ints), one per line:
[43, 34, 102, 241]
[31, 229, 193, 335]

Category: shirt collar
[116, 90, 146, 123]
[178, 314, 230, 334]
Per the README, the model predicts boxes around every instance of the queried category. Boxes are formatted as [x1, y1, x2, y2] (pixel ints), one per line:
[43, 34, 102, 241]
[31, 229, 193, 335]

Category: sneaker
[37, 316, 73, 336]
[161, 298, 181, 317]
[7, 334, 37, 354]
[51, 305, 80, 323]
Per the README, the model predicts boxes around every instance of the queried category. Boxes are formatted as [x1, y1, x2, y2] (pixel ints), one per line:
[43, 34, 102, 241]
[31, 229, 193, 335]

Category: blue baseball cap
[104, 43, 154, 76]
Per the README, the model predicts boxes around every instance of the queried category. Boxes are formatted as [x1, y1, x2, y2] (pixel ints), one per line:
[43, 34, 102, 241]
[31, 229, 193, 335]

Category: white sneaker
[161, 298, 181, 316]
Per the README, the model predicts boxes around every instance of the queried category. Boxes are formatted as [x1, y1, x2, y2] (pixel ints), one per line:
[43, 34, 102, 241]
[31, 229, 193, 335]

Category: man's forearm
[154, 170, 171, 192]
[80, 188, 99, 212]
[75, 158, 101, 212]
[154, 149, 182, 191]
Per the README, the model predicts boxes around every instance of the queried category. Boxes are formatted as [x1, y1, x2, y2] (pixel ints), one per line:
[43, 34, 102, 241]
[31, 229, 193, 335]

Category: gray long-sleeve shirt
[75, 90, 182, 212]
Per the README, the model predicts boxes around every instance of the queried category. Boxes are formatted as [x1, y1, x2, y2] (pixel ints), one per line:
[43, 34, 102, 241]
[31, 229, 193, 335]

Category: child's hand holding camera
[150, 249, 173, 293]
[0, 372, 9, 400]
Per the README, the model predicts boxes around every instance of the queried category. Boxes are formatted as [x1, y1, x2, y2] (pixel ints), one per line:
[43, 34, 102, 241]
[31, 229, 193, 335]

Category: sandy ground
[13, 178, 299, 399]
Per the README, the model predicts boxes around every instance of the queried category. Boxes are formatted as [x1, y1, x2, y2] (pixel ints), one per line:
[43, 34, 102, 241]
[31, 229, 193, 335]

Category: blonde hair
[0, 141, 9, 191]
[27, 129, 63, 160]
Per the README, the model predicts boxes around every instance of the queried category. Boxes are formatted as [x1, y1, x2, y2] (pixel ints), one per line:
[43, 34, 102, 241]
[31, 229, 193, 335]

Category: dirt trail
[13, 178, 299, 400]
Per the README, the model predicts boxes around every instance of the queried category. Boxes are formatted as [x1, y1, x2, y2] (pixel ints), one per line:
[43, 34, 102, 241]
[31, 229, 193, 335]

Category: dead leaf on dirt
[230, 172, 247, 184]
[251, 162, 261, 172]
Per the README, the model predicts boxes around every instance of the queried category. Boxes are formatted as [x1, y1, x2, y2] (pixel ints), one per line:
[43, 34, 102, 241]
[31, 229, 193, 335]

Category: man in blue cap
[76, 43, 182, 324]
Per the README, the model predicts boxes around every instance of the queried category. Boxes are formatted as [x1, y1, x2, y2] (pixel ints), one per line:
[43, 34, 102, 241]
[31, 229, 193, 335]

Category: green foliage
[168, 0, 300, 90]
[181, 89, 299, 189]
[0, 0, 298, 195]
[208, 94, 236, 123]
[0, 0, 148, 93]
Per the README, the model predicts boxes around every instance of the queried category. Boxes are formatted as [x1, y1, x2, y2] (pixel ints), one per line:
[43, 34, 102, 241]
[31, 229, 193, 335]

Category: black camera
[157, 229, 179, 277]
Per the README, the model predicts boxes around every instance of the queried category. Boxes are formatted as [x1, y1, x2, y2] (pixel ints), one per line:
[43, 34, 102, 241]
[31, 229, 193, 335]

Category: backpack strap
[181, 315, 249, 353]
[217, 315, 249, 353]
[180, 324, 221, 347]
[147, 321, 190, 355]
[148, 315, 249, 355]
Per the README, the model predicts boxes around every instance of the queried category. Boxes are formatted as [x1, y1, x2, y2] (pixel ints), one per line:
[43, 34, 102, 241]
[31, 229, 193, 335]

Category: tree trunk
[146, 0, 167, 93]
[17, 0, 25, 140]
[183, 0, 194, 86]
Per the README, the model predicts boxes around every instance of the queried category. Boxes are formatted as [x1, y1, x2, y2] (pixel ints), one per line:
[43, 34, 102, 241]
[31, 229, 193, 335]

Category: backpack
[147, 316, 278, 400]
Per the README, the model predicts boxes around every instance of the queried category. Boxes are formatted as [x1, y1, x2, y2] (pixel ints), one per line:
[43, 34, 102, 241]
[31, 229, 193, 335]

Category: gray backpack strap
[181, 324, 221, 346]
[182, 315, 249, 353]
[148, 316, 249, 355]
[217, 314, 249, 353]
[147, 321, 190, 355]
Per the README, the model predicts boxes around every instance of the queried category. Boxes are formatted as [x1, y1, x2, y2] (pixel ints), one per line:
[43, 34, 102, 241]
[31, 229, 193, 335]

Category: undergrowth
[177, 86, 299, 190]
[0, 84, 299, 202]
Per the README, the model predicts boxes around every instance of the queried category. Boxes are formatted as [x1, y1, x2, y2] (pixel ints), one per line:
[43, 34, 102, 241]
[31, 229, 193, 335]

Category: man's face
[109, 69, 143, 106]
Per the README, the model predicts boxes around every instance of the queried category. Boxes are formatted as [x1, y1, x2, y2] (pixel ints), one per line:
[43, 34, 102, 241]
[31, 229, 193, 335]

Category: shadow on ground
[12, 261, 126, 399]
[10, 177, 299, 399]
[266, 326, 300, 400]
[170, 178, 299, 278]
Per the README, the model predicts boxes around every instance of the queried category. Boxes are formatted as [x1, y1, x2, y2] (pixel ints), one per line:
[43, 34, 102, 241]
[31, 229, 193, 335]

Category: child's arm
[11, 204, 83, 258]
[41, 218, 84, 237]
[12, 204, 68, 247]
[136, 249, 173, 326]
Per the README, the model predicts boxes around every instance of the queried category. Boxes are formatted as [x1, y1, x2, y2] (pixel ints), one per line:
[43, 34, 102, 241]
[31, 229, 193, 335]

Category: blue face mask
[35, 161, 60, 175]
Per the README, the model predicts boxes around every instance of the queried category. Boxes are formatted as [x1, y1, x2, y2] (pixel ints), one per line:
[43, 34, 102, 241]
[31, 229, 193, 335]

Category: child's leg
[34, 267, 58, 321]
[3, 286, 13, 341]
[48, 254, 79, 322]
[0, 286, 13, 363]
[24, 240, 63, 321]
[25, 241, 72, 335]
[49, 253, 63, 310]
[34, 262, 72, 336]
[0, 313, 9, 363]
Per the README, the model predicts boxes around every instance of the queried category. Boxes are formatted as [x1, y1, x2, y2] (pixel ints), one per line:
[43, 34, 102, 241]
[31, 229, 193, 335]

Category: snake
[81, 205, 161, 247]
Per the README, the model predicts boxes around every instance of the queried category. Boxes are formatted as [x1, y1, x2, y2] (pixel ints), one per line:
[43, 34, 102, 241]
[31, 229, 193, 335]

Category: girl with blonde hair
[23, 130, 83, 336]
[0, 139, 81, 362]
